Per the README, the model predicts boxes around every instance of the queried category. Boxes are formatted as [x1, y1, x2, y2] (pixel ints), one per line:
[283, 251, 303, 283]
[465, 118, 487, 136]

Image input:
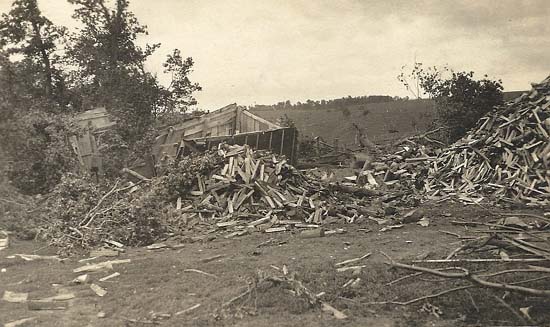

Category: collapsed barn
[71, 104, 298, 179]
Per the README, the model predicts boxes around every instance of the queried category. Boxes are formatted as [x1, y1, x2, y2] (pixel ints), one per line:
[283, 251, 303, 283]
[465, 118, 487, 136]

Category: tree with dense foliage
[0, 0, 77, 194]
[399, 63, 503, 142]
[0, 0, 67, 104]
[66, 0, 199, 141]
[0, 0, 201, 194]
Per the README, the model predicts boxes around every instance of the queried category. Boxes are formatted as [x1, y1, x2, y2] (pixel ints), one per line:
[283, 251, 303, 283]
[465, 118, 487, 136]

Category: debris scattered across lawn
[4, 317, 38, 327]
[0, 230, 8, 251]
[222, 268, 348, 320]
[370, 213, 550, 323]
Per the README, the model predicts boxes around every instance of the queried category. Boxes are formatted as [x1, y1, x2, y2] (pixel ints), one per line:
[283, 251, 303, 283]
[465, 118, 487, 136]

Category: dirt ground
[1, 202, 549, 327]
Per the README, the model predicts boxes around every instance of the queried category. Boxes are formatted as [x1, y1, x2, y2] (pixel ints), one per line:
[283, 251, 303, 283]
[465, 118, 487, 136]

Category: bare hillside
[251, 99, 436, 145]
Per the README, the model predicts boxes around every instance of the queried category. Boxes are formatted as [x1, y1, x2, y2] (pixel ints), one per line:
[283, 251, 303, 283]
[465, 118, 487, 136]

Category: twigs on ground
[381, 252, 550, 297]
[366, 284, 474, 306]
[223, 270, 347, 319]
[385, 267, 467, 286]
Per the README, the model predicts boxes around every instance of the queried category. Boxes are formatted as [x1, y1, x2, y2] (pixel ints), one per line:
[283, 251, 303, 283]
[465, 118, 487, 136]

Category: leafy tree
[0, 0, 77, 194]
[399, 64, 503, 142]
[160, 49, 202, 113]
[4, 110, 80, 194]
[0, 0, 202, 193]
[0, 0, 67, 104]
[66, 0, 200, 146]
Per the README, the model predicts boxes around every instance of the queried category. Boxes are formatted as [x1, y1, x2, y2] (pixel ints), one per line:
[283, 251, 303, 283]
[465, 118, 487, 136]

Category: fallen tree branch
[411, 258, 549, 263]
[385, 267, 467, 286]
[382, 252, 550, 297]
[80, 180, 120, 227]
[366, 284, 473, 306]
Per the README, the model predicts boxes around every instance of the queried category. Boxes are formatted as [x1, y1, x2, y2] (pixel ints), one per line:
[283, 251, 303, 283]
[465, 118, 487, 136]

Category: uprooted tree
[398, 63, 503, 143]
[0, 0, 201, 194]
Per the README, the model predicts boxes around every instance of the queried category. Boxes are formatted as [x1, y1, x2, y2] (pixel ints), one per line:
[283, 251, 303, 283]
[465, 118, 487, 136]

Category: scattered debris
[72, 274, 89, 284]
[13, 254, 61, 262]
[299, 228, 325, 238]
[39, 292, 75, 302]
[73, 259, 131, 273]
[335, 253, 371, 267]
[99, 272, 120, 282]
[3, 291, 29, 303]
[0, 230, 9, 251]
[90, 284, 107, 297]
[336, 265, 366, 273]
[402, 209, 425, 224]
[200, 254, 225, 263]
[183, 269, 218, 279]
[146, 243, 169, 250]
[4, 317, 37, 327]
[417, 217, 430, 227]
[28, 300, 68, 311]
[380, 225, 404, 232]
[175, 303, 201, 316]
[35, 143, 391, 254]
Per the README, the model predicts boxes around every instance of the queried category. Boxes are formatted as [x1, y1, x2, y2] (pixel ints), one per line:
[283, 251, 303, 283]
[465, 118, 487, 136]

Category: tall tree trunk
[30, 20, 53, 98]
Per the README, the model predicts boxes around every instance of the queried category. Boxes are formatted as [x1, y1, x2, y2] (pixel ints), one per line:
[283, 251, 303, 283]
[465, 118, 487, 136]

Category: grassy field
[2, 202, 548, 327]
[251, 99, 436, 146]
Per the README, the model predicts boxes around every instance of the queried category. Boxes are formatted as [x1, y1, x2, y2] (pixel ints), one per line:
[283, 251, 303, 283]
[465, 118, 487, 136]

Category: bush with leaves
[36, 150, 224, 254]
[38, 172, 165, 254]
[157, 150, 224, 201]
[399, 64, 503, 142]
[4, 110, 80, 194]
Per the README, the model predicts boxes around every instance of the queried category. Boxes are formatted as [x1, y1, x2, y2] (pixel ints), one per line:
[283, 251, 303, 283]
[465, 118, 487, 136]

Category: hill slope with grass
[251, 99, 436, 145]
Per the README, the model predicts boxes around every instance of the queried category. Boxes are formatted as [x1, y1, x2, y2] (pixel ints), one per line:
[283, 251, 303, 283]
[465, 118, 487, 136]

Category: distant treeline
[249, 95, 407, 111]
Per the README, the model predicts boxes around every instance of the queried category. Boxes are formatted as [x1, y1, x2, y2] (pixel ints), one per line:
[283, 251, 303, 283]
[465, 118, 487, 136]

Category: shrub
[399, 64, 503, 143]
[4, 111, 80, 194]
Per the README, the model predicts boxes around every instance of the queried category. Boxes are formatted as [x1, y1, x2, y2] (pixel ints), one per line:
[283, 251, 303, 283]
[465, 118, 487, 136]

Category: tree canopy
[399, 63, 503, 142]
[0, 0, 201, 194]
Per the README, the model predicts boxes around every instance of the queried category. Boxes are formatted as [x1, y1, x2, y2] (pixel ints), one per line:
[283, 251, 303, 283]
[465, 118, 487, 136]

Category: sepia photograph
[0, 0, 549, 326]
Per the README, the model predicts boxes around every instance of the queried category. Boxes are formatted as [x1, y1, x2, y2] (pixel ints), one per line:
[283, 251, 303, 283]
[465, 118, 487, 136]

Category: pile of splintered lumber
[177, 144, 378, 238]
[424, 75, 550, 206]
[366, 141, 437, 190]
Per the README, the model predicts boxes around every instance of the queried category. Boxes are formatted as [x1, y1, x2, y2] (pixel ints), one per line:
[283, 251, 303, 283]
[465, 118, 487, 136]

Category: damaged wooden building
[152, 104, 298, 166]
[73, 104, 298, 178]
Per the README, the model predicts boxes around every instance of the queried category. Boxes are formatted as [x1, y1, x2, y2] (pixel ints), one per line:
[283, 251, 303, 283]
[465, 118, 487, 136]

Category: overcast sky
[1, 0, 549, 109]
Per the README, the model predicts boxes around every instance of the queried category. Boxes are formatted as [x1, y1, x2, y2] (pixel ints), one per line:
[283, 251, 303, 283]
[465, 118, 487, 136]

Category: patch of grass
[251, 99, 436, 146]
[251, 261, 550, 326]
